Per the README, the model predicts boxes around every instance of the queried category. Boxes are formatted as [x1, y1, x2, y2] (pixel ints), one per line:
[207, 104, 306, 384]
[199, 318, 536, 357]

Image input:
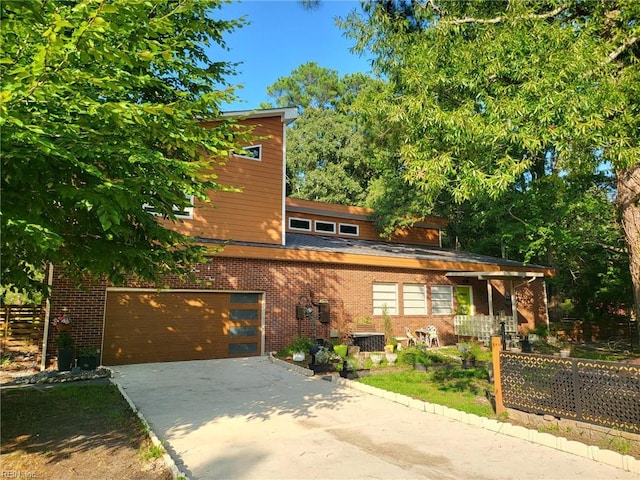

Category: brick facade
[42, 108, 551, 367]
[46, 256, 548, 366]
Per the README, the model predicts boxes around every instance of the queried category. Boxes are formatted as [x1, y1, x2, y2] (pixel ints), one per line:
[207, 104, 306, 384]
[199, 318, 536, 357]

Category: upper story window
[339, 223, 359, 236]
[314, 220, 336, 234]
[233, 144, 262, 161]
[143, 195, 194, 220]
[289, 217, 311, 231]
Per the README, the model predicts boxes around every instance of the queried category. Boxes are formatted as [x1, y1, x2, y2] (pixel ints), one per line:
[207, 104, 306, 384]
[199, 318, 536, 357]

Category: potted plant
[559, 342, 572, 358]
[333, 344, 348, 359]
[52, 312, 71, 332]
[385, 351, 398, 364]
[382, 305, 397, 352]
[77, 347, 100, 371]
[459, 343, 481, 368]
[287, 335, 313, 362]
[56, 331, 74, 371]
[370, 352, 384, 366]
[310, 346, 337, 374]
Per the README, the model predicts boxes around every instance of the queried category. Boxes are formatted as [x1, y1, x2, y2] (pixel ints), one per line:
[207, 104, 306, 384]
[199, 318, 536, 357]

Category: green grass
[1, 384, 145, 449]
[571, 344, 638, 362]
[358, 366, 495, 417]
[140, 443, 165, 461]
[436, 346, 493, 362]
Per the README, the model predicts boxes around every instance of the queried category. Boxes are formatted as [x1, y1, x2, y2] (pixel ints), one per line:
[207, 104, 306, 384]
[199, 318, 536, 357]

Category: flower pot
[559, 349, 571, 358]
[78, 356, 98, 371]
[57, 348, 74, 372]
[310, 363, 334, 375]
[385, 353, 397, 364]
[292, 351, 305, 362]
[333, 344, 348, 358]
[462, 358, 476, 369]
[56, 323, 71, 332]
[370, 353, 383, 365]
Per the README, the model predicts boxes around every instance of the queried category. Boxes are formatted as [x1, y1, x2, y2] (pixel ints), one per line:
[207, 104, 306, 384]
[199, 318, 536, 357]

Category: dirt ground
[0, 359, 172, 480]
[2, 352, 637, 479]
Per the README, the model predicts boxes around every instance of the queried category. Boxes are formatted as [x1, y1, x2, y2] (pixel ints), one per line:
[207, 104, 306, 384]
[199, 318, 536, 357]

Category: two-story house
[45, 107, 553, 366]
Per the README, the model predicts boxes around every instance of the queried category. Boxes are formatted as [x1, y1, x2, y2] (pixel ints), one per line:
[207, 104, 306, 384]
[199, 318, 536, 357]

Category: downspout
[40, 263, 54, 371]
[281, 116, 287, 246]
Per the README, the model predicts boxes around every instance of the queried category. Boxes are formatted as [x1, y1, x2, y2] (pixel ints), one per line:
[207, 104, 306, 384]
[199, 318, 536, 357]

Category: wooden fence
[0, 305, 43, 357]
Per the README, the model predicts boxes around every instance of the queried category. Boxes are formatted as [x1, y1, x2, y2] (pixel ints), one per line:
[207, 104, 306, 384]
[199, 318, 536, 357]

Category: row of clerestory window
[288, 217, 359, 237]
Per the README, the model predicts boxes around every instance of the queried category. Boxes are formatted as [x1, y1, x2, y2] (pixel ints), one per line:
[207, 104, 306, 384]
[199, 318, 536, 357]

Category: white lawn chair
[425, 325, 440, 348]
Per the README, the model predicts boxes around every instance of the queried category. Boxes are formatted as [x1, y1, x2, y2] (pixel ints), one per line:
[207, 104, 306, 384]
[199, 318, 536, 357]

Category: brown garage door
[103, 290, 263, 365]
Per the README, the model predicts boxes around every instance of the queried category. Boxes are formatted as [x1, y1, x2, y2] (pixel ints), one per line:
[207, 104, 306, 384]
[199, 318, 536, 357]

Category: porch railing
[454, 315, 517, 345]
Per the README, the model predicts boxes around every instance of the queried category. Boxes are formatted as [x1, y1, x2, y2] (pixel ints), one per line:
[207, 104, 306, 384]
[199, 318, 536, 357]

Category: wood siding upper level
[156, 108, 447, 249]
[285, 198, 445, 247]
[167, 111, 293, 245]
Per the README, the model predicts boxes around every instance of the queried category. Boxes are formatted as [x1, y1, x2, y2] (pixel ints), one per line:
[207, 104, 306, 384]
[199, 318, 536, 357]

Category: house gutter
[40, 263, 54, 371]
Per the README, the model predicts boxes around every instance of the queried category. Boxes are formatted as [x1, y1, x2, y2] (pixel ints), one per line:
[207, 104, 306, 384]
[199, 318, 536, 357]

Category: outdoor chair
[404, 326, 419, 347]
[425, 325, 440, 348]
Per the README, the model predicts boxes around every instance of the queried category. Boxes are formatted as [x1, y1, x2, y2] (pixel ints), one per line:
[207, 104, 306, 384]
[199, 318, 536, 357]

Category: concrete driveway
[111, 357, 637, 480]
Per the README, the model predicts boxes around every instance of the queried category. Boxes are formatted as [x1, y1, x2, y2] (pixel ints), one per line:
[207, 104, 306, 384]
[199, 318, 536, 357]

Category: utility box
[318, 302, 330, 323]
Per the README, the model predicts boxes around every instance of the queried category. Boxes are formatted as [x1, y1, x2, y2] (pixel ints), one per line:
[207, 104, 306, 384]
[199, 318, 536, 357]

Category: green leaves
[341, 1, 638, 318]
[1, 0, 250, 294]
[266, 64, 376, 206]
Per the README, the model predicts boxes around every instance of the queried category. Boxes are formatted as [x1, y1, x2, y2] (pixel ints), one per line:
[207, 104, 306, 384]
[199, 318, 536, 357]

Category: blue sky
[209, 0, 371, 111]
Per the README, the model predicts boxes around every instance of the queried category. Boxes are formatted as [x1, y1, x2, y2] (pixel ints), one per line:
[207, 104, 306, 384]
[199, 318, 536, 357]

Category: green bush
[55, 332, 74, 348]
[280, 336, 314, 356]
[398, 347, 452, 366]
[528, 324, 549, 338]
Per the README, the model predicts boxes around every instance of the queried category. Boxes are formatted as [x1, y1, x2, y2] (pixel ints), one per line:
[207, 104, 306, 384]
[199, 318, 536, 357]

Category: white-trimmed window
[143, 195, 194, 219]
[289, 217, 311, 231]
[339, 223, 359, 236]
[403, 284, 427, 315]
[373, 282, 398, 315]
[314, 220, 336, 234]
[233, 144, 262, 161]
[431, 285, 453, 315]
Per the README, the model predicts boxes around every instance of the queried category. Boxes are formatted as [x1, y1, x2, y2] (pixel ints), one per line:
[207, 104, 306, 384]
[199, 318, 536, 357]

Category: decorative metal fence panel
[454, 315, 517, 345]
[501, 352, 640, 434]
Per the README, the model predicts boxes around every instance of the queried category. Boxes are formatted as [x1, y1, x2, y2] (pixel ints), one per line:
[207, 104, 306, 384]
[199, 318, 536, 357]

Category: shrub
[284, 336, 314, 355]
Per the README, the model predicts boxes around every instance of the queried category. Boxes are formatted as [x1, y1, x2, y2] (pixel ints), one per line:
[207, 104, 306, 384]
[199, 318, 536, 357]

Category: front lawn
[359, 365, 496, 417]
[1, 383, 172, 479]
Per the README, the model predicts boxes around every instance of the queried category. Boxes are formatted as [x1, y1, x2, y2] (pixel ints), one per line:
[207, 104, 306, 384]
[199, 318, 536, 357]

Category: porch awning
[446, 271, 545, 279]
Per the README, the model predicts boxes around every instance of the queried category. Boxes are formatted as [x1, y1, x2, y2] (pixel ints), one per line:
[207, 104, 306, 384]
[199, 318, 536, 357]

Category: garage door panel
[103, 291, 262, 365]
